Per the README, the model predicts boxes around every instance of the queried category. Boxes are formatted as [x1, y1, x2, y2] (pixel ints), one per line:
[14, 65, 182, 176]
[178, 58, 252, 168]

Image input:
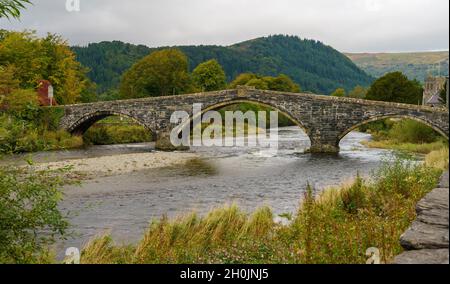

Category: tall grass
[79, 151, 446, 264]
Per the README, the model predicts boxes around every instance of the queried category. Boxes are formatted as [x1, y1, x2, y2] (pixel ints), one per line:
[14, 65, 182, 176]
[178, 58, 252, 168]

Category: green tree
[348, 85, 368, 99]
[0, 30, 92, 104]
[229, 73, 300, 92]
[3, 89, 39, 120]
[245, 78, 269, 90]
[0, 65, 19, 106]
[120, 49, 193, 99]
[365, 72, 423, 104]
[331, 88, 346, 97]
[0, 0, 31, 19]
[265, 74, 301, 92]
[229, 73, 258, 88]
[192, 59, 226, 92]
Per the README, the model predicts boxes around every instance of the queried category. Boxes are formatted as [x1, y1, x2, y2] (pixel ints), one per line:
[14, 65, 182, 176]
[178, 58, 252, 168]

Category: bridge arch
[176, 98, 312, 138]
[338, 114, 449, 143]
[67, 110, 153, 136]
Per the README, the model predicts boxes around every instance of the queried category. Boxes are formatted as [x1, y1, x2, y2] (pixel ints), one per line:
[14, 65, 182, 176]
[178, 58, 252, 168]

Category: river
[1, 127, 394, 255]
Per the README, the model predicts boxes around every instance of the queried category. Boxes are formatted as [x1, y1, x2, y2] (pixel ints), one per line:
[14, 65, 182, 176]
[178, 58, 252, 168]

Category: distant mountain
[72, 35, 374, 95]
[345, 51, 449, 82]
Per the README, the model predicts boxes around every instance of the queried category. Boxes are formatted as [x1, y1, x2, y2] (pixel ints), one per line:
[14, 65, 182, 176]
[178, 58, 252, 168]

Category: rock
[438, 171, 449, 188]
[415, 188, 449, 227]
[395, 172, 450, 264]
[400, 221, 449, 250]
[393, 249, 449, 264]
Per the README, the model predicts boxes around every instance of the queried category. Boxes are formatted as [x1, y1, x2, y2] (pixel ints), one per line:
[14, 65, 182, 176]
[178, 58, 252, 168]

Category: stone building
[423, 76, 447, 107]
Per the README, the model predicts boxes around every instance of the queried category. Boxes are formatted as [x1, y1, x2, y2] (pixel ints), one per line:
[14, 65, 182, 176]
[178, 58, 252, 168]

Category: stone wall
[394, 171, 449, 264]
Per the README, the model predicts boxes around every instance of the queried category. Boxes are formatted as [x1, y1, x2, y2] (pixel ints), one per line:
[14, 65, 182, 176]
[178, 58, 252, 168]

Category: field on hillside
[346, 51, 449, 82]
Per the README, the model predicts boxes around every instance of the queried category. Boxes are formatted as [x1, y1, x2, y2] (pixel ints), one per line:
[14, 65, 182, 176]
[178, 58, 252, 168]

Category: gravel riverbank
[35, 151, 198, 179]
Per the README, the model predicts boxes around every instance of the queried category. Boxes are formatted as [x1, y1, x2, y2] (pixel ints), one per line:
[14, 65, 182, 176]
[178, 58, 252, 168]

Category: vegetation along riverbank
[3, 147, 446, 264]
[76, 150, 448, 264]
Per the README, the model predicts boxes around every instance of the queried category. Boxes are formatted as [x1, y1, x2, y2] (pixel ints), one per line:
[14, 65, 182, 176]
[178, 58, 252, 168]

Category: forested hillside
[72, 35, 374, 95]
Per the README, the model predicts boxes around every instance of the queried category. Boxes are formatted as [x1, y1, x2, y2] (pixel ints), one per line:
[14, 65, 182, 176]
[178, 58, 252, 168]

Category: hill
[72, 35, 374, 95]
[345, 51, 449, 82]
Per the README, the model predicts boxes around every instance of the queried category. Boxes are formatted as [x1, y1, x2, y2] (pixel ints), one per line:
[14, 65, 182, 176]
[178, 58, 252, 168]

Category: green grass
[78, 151, 446, 264]
[362, 140, 448, 154]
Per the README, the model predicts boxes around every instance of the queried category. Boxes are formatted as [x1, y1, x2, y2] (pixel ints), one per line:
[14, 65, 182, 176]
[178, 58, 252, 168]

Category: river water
[1, 127, 394, 254]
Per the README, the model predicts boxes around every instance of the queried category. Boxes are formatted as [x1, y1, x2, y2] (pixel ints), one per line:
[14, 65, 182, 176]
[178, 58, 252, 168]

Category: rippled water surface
[2, 127, 394, 254]
[43, 127, 393, 253]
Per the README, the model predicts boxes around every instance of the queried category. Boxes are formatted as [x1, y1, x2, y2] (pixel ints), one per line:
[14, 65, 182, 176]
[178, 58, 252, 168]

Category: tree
[331, 88, 346, 97]
[229, 73, 257, 88]
[265, 74, 301, 92]
[192, 59, 226, 92]
[0, 0, 31, 19]
[0, 65, 19, 106]
[348, 85, 368, 99]
[365, 72, 423, 104]
[0, 30, 92, 104]
[229, 73, 301, 92]
[3, 89, 39, 120]
[120, 49, 193, 99]
[245, 78, 269, 90]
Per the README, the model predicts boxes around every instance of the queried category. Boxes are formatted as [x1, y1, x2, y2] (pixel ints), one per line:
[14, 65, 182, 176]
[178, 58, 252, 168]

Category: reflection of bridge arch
[67, 110, 153, 136]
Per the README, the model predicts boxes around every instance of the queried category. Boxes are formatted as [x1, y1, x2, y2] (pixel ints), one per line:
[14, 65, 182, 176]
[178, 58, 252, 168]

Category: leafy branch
[0, 0, 32, 20]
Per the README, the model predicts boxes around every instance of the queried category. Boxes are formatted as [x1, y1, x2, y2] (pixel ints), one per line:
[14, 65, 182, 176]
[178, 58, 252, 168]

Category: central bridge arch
[177, 98, 312, 137]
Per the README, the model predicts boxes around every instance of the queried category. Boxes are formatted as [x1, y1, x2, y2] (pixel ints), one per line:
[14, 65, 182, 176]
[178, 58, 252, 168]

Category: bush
[3, 89, 40, 120]
[0, 114, 83, 154]
[83, 124, 152, 145]
[388, 119, 440, 144]
[0, 164, 69, 264]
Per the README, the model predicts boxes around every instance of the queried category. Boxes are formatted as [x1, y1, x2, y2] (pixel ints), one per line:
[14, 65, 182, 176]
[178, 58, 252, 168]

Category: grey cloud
[0, 0, 448, 52]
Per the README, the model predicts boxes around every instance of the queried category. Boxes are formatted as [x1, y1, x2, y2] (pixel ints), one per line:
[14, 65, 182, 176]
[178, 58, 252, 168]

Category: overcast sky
[0, 0, 448, 52]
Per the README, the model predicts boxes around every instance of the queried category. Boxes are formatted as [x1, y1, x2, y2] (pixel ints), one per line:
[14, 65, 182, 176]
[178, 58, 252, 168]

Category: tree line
[72, 35, 374, 96]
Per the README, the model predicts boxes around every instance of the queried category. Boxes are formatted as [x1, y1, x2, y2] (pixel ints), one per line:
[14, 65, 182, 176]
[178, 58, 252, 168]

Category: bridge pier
[308, 143, 340, 154]
[155, 129, 190, 151]
[307, 133, 340, 154]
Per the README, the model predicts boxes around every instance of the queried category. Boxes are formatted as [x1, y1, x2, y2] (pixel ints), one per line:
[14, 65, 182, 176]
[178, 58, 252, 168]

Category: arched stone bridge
[59, 87, 449, 153]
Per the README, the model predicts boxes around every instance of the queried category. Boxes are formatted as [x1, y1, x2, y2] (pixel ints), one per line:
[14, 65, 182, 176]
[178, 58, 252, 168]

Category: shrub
[388, 119, 440, 144]
[0, 164, 69, 264]
[0, 114, 83, 154]
[83, 124, 152, 145]
[3, 89, 40, 120]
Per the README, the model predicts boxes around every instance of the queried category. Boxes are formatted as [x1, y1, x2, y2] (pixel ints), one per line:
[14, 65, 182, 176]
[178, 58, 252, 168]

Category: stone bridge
[59, 87, 449, 153]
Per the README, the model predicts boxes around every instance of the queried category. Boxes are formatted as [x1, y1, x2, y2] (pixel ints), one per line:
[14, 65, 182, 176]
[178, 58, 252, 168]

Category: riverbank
[361, 139, 448, 155]
[35, 151, 198, 179]
[76, 150, 447, 264]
